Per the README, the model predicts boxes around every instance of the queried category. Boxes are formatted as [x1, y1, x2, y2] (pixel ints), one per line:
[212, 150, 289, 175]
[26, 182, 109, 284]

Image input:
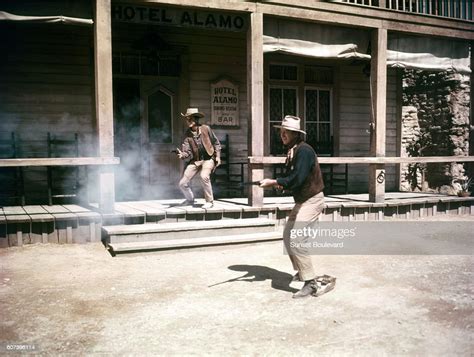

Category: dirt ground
[0, 219, 473, 355]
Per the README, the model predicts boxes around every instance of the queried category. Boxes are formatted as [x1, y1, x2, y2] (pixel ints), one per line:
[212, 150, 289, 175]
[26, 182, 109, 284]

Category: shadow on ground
[208, 264, 298, 293]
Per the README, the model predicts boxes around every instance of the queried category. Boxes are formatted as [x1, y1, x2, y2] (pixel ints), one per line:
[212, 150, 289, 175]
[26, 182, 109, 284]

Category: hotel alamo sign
[211, 78, 239, 127]
[112, 4, 247, 32]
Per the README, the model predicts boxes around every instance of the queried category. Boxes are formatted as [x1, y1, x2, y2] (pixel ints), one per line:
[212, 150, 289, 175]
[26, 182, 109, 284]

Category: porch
[1, 192, 472, 250]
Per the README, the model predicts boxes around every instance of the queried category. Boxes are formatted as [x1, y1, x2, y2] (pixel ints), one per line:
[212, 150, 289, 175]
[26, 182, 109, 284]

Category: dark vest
[286, 142, 325, 203]
[185, 125, 215, 161]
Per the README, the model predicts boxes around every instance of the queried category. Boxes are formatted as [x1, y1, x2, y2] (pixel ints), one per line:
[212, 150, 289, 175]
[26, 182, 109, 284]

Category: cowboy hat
[274, 115, 306, 135]
[181, 107, 204, 119]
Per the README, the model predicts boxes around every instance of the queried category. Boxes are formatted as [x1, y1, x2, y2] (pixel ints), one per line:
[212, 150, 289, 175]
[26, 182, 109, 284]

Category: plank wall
[112, 23, 249, 178]
[0, 23, 95, 203]
[338, 65, 398, 192]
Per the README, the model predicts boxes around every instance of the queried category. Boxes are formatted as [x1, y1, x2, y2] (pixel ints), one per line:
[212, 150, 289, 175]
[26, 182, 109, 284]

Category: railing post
[247, 11, 264, 207]
[94, 0, 115, 213]
[369, 28, 387, 203]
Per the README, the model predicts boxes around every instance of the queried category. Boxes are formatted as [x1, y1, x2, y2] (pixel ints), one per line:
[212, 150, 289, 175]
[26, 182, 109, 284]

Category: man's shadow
[208, 265, 298, 293]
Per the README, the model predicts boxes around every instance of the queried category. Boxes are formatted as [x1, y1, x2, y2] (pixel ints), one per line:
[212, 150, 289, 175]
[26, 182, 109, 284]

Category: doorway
[113, 77, 182, 200]
[140, 78, 181, 199]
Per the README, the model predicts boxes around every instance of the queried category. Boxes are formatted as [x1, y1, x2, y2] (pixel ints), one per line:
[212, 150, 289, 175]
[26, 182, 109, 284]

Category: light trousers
[283, 192, 325, 281]
[178, 159, 215, 202]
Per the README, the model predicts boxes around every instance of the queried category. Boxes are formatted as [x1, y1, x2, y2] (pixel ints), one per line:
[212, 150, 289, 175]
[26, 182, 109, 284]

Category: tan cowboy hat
[274, 115, 306, 135]
[181, 107, 204, 119]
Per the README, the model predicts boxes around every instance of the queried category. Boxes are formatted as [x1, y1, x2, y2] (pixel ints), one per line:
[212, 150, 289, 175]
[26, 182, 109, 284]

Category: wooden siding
[112, 23, 249, 179]
[338, 65, 398, 192]
[0, 23, 95, 203]
[183, 28, 248, 171]
[0, 23, 96, 155]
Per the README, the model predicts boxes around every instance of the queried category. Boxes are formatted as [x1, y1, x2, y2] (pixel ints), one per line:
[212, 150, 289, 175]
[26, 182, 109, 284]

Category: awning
[0, 11, 93, 25]
[387, 34, 471, 74]
[263, 18, 371, 59]
[263, 18, 471, 74]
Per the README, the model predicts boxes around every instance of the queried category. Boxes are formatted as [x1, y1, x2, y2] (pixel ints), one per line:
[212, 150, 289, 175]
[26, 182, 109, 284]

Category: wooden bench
[271, 161, 349, 196]
[321, 163, 349, 195]
[47, 132, 81, 205]
[0, 132, 119, 206]
[0, 132, 25, 205]
[213, 134, 245, 198]
[0, 156, 119, 206]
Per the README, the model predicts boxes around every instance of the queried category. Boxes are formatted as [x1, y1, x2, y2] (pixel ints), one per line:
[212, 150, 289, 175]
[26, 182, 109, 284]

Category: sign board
[210, 78, 239, 127]
[112, 4, 247, 32]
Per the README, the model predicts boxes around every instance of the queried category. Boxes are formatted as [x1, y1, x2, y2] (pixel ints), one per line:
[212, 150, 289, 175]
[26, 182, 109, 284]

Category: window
[148, 88, 173, 143]
[304, 66, 334, 85]
[269, 87, 297, 155]
[113, 51, 180, 77]
[305, 88, 332, 155]
[269, 64, 297, 81]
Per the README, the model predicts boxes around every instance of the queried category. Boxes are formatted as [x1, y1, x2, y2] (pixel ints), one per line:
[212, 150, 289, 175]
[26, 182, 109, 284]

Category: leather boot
[292, 279, 317, 299]
[291, 272, 301, 282]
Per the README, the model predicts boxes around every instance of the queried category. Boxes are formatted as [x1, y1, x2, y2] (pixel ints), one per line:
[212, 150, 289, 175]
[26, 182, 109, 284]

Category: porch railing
[338, 0, 473, 21]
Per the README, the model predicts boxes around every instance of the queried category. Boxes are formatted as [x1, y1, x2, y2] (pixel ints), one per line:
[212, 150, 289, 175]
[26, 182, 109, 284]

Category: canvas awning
[0, 11, 93, 25]
[263, 18, 371, 59]
[263, 18, 470, 73]
[387, 33, 471, 74]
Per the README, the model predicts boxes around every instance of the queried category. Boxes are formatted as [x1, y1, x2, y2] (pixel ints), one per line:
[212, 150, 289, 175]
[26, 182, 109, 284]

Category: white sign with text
[211, 78, 239, 127]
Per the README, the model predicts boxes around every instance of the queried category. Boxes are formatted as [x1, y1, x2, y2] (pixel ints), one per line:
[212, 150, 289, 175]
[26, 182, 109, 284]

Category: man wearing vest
[176, 108, 221, 209]
[260, 115, 331, 298]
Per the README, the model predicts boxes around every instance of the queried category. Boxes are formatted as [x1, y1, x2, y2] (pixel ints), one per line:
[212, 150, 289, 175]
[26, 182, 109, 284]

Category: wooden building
[0, 0, 473, 212]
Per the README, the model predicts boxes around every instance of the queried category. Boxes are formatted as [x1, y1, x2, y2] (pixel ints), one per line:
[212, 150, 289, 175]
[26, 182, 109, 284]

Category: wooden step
[108, 230, 283, 253]
[102, 218, 278, 244]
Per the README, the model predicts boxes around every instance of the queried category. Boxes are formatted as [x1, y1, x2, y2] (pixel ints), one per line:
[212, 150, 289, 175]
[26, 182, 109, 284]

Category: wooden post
[94, 0, 115, 213]
[468, 41, 474, 179]
[247, 11, 264, 207]
[396, 69, 403, 191]
[369, 28, 387, 203]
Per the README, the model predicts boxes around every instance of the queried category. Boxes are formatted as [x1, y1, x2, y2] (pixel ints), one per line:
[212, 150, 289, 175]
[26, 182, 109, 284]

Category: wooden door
[140, 78, 182, 199]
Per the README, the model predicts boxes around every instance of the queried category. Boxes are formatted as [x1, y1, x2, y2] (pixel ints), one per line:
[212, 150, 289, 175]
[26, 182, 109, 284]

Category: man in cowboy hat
[260, 115, 329, 298]
[176, 108, 221, 209]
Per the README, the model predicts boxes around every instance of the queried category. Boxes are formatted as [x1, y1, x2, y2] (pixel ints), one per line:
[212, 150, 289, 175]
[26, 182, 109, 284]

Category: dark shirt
[276, 142, 324, 203]
[276, 144, 315, 190]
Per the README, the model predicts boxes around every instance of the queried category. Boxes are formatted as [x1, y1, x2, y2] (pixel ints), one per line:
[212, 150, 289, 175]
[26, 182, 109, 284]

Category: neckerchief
[285, 142, 298, 167]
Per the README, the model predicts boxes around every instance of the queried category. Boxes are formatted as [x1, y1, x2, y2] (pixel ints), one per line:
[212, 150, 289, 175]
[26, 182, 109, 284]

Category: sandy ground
[0, 230, 473, 355]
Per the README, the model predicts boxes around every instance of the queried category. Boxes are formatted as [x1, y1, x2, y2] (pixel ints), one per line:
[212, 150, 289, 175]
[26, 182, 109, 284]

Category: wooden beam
[257, 2, 382, 29]
[247, 11, 265, 207]
[369, 28, 387, 203]
[121, 1, 473, 39]
[120, 0, 257, 13]
[248, 156, 474, 164]
[257, 1, 473, 39]
[382, 20, 474, 41]
[95, 0, 116, 213]
[0, 157, 120, 167]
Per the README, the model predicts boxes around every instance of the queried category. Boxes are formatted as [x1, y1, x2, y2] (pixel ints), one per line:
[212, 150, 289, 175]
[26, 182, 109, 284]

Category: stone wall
[401, 70, 470, 194]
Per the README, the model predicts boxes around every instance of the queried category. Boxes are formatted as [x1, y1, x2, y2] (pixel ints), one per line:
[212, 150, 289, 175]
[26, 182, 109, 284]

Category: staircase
[102, 218, 282, 253]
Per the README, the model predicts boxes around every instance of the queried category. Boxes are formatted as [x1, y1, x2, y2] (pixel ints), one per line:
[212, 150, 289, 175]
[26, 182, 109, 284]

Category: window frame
[268, 62, 299, 82]
[145, 85, 175, 144]
[304, 86, 333, 156]
[267, 84, 299, 156]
